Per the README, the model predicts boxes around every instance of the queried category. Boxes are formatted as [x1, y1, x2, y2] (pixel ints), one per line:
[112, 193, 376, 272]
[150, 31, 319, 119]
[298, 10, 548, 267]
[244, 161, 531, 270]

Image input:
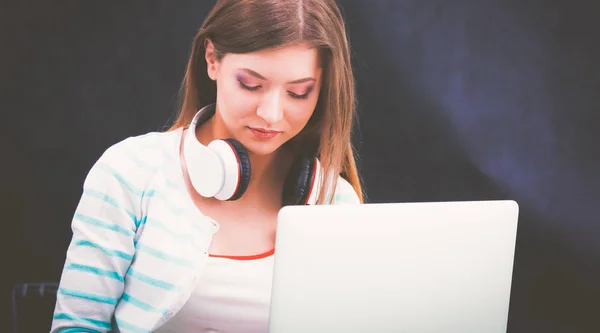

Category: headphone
[183, 104, 324, 206]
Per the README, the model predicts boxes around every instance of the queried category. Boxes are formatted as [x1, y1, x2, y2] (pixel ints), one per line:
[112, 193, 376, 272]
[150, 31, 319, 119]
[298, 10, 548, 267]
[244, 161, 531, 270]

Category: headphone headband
[189, 104, 216, 129]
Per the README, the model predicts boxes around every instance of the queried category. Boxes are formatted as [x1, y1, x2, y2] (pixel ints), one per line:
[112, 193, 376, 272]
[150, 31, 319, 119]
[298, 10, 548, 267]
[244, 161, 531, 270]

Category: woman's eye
[288, 91, 310, 100]
[238, 81, 261, 91]
[238, 79, 313, 100]
[289, 86, 313, 100]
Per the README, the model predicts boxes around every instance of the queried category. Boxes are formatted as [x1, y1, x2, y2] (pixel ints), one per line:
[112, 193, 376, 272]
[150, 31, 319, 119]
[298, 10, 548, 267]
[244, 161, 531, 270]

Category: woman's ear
[205, 38, 218, 81]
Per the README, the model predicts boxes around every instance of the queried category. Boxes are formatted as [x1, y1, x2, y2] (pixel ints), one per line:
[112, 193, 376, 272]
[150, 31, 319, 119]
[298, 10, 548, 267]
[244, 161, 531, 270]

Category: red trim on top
[303, 158, 318, 205]
[209, 248, 275, 260]
[224, 141, 241, 200]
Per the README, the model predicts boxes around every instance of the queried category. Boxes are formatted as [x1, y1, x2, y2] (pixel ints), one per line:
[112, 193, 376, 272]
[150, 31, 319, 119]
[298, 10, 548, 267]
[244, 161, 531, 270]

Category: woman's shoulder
[101, 128, 180, 164]
[331, 175, 362, 205]
[108, 128, 180, 157]
[87, 129, 182, 185]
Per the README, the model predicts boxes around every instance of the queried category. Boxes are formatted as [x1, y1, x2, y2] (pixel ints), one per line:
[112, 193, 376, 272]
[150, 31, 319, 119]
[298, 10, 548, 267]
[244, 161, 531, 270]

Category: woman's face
[206, 41, 322, 156]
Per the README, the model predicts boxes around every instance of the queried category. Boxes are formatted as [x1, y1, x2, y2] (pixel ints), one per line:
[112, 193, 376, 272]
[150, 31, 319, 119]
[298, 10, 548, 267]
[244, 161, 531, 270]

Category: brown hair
[169, 0, 364, 204]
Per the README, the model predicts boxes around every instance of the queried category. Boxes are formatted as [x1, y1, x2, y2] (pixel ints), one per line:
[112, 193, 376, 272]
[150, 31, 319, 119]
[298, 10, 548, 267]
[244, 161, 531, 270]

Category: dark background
[2, 0, 599, 332]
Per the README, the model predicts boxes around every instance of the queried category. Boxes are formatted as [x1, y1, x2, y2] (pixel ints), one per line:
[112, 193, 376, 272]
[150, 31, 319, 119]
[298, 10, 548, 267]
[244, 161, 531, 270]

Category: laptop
[268, 200, 519, 333]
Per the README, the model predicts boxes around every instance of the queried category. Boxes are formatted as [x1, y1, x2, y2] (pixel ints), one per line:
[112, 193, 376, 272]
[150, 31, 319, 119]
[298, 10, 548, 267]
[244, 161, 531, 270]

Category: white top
[156, 249, 276, 333]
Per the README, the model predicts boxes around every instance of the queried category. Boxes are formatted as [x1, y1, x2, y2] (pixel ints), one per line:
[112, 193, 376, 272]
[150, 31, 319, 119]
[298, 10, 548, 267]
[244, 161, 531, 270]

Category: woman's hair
[169, 0, 364, 204]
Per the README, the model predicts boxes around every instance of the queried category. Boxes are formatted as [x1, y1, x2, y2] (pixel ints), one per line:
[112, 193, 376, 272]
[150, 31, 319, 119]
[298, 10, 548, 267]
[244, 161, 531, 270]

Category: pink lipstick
[248, 127, 281, 139]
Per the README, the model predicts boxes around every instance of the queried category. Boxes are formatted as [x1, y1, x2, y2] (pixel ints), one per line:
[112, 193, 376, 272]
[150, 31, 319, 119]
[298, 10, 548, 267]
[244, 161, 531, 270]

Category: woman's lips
[248, 127, 282, 139]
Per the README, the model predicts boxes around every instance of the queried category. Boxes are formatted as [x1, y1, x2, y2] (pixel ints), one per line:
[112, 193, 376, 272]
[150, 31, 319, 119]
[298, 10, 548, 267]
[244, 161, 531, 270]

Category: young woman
[51, 0, 364, 332]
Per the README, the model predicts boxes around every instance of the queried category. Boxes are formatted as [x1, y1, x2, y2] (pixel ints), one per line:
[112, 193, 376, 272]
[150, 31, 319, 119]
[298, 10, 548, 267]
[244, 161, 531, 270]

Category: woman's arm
[50, 144, 140, 333]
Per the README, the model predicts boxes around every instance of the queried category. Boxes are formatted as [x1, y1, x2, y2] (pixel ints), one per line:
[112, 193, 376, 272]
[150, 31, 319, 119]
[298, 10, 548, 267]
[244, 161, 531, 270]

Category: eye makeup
[236, 74, 261, 91]
[235, 72, 315, 100]
[288, 86, 314, 100]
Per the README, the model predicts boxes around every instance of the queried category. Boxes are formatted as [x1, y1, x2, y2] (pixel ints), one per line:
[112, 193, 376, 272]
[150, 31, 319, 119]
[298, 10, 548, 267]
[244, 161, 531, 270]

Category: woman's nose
[256, 91, 283, 124]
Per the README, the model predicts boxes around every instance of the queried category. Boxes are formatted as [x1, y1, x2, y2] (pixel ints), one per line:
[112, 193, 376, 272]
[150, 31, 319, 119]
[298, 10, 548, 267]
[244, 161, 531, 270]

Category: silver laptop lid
[269, 200, 519, 333]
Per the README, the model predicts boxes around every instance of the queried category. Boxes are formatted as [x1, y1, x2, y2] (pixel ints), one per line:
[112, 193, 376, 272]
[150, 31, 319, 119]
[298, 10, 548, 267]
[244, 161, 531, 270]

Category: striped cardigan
[51, 128, 361, 333]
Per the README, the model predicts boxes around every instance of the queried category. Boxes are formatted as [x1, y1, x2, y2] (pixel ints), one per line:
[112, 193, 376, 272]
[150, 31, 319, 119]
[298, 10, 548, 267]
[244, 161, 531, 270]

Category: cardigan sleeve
[51, 143, 141, 333]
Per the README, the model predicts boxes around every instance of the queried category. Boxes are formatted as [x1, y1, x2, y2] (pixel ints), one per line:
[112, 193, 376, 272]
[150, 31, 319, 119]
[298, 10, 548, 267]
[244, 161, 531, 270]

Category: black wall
[2, 1, 599, 332]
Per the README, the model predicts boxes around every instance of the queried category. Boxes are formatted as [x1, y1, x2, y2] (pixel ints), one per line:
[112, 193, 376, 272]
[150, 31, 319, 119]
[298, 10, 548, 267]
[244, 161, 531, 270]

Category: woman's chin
[240, 136, 289, 157]
[244, 141, 282, 156]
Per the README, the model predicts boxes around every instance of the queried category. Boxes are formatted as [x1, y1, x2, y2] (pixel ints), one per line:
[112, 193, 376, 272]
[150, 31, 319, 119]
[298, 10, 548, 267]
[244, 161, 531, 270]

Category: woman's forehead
[222, 43, 322, 82]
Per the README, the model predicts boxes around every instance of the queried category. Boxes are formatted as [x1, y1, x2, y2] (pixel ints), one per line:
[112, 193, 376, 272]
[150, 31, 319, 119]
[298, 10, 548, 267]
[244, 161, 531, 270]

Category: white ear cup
[183, 124, 225, 198]
[183, 105, 247, 201]
[208, 140, 241, 201]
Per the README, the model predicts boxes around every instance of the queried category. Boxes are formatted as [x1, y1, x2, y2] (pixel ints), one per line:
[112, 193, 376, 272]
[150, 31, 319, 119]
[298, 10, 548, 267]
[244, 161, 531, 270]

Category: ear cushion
[222, 138, 251, 201]
[282, 154, 317, 206]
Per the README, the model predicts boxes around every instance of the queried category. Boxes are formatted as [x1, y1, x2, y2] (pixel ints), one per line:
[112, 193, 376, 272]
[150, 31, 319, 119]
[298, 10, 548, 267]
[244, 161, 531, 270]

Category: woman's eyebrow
[239, 68, 267, 80]
[239, 68, 315, 84]
[288, 77, 316, 84]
